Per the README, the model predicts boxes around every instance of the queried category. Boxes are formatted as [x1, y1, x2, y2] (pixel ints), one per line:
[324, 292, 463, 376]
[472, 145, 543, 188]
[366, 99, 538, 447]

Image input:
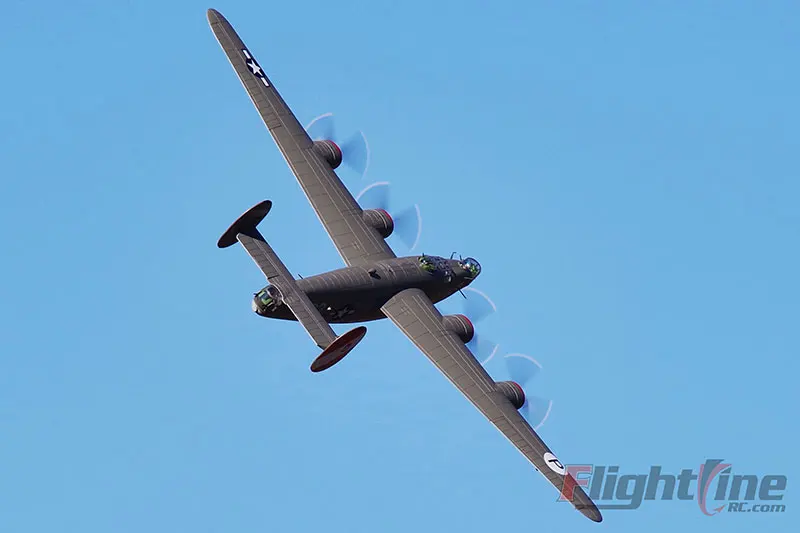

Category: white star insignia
[247, 60, 262, 76]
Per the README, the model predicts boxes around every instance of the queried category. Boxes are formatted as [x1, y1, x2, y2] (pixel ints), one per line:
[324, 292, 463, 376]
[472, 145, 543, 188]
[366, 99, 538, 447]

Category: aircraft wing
[381, 288, 603, 523]
[207, 9, 396, 267]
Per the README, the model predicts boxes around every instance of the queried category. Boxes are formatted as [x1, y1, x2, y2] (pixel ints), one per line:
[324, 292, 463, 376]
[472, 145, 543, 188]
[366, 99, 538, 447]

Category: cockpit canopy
[418, 255, 448, 274]
[459, 257, 481, 279]
[418, 255, 457, 280]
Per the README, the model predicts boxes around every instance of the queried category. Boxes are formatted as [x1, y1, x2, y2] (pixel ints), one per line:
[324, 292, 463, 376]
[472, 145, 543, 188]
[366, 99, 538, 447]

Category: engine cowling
[362, 209, 394, 238]
[442, 314, 475, 344]
[312, 140, 342, 169]
[496, 381, 526, 410]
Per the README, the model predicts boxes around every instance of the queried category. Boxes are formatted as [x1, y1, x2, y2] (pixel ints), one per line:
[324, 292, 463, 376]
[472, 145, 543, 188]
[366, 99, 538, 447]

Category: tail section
[218, 200, 367, 370]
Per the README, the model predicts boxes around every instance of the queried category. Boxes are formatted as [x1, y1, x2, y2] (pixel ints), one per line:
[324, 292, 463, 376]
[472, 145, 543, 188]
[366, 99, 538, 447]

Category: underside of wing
[381, 288, 602, 522]
[207, 9, 395, 267]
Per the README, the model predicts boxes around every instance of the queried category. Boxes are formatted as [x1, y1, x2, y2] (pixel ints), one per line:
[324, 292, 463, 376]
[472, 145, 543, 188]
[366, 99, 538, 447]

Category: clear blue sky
[1, 1, 797, 531]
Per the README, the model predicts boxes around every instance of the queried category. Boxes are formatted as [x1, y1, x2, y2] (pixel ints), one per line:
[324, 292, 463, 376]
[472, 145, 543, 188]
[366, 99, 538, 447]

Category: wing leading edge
[381, 288, 603, 523]
[207, 9, 395, 267]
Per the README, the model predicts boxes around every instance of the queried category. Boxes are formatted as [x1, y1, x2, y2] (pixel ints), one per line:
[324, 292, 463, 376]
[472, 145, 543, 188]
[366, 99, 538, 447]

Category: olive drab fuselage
[252, 255, 481, 323]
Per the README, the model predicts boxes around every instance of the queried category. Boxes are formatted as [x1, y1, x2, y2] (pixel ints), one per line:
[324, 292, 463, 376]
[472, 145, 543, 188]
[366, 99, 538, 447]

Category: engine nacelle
[362, 209, 394, 238]
[312, 139, 342, 169]
[496, 381, 526, 410]
[442, 314, 475, 344]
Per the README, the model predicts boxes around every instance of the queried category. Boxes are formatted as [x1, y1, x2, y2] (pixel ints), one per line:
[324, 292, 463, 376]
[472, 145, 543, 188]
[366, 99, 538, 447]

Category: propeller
[459, 287, 499, 365]
[503, 353, 553, 430]
[356, 181, 422, 251]
[305, 113, 370, 177]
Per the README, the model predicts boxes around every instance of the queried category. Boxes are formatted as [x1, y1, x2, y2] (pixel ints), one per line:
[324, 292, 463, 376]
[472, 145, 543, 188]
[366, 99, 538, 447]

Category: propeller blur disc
[503, 353, 553, 429]
[355, 181, 391, 210]
[305, 112, 370, 177]
[306, 112, 336, 141]
[356, 181, 422, 251]
[524, 395, 553, 430]
[468, 334, 499, 365]
[393, 204, 422, 251]
[504, 353, 541, 385]
[461, 287, 497, 323]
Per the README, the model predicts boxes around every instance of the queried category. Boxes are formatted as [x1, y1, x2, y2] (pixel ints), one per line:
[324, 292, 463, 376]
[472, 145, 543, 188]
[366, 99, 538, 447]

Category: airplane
[207, 8, 602, 522]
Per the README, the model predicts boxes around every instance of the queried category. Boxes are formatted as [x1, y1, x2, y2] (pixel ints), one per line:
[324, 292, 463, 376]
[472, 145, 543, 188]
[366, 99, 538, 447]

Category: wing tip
[207, 8, 223, 23]
[578, 503, 603, 523]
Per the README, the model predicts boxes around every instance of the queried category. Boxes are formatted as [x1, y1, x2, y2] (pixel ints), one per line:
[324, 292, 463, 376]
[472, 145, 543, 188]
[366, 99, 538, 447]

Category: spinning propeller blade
[461, 287, 497, 323]
[356, 181, 422, 251]
[392, 205, 422, 250]
[505, 352, 541, 384]
[306, 113, 370, 177]
[468, 334, 499, 366]
[457, 287, 499, 364]
[503, 353, 553, 430]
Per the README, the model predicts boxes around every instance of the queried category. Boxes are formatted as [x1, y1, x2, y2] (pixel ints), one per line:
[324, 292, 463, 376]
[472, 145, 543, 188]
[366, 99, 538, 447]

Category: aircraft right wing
[207, 9, 396, 268]
[381, 288, 603, 522]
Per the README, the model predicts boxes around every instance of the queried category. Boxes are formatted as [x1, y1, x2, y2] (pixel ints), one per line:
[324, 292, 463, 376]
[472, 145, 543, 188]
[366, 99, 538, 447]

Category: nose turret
[462, 257, 481, 278]
[456, 257, 481, 280]
[448, 256, 481, 288]
[253, 285, 283, 316]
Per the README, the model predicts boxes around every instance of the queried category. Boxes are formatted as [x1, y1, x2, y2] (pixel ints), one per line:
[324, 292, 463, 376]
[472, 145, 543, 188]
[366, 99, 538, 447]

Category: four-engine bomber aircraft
[208, 8, 601, 522]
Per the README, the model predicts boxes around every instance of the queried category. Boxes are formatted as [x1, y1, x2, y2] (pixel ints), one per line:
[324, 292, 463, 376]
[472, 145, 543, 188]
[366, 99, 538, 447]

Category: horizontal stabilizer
[218, 200, 272, 248]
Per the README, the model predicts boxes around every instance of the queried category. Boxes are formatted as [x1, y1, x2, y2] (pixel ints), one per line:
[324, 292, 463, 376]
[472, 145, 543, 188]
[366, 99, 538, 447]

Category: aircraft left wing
[207, 9, 396, 267]
[381, 288, 603, 522]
